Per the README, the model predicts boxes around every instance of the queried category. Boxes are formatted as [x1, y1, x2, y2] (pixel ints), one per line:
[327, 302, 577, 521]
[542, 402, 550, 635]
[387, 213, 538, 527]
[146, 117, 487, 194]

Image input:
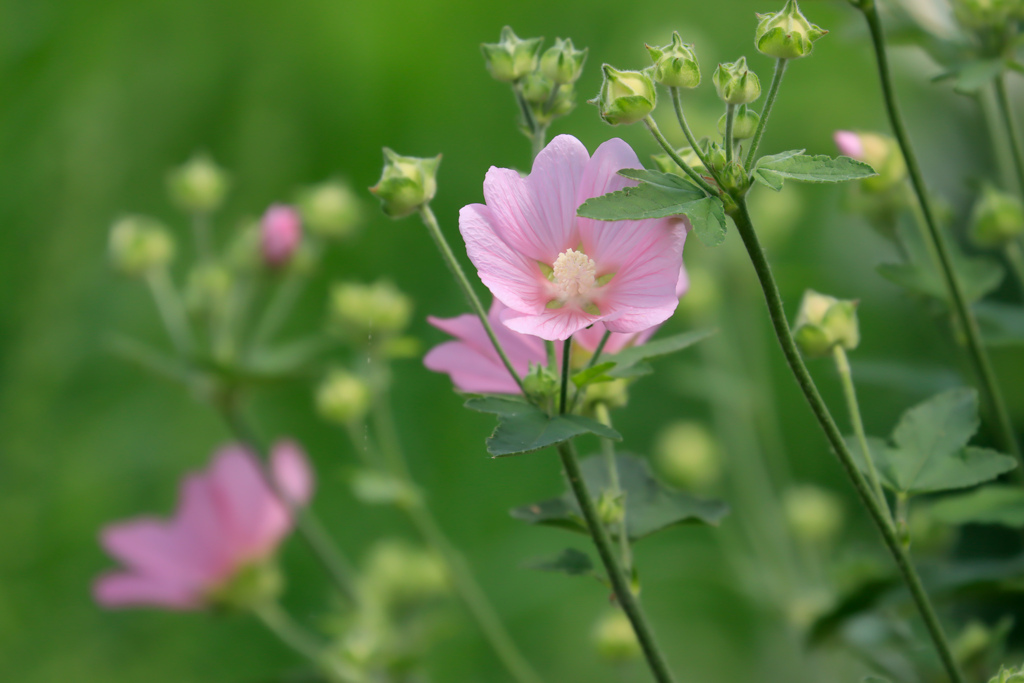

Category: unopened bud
[597, 490, 626, 526]
[593, 610, 642, 662]
[362, 540, 449, 609]
[481, 26, 543, 82]
[583, 377, 629, 410]
[783, 485, 843, 545]
[330, 280, 413, 335]
[989, 664, 1024, 683]
[108, 216, 175, 276]
[655, 421, 721, 489]
[833, 130, 905, 192]
[167, 153, 229, 215]
[707, 142, 728, 173]
[540, 37, 587, 85]
[647, 32, 701, 88]
[591, 65, 657, 126]
[297, 180, 362, 239]
[260, 204, 302, 268]
[793, 290, 860, 357]
[316, 370, 372, 425]
[718, 104, 760, 140]
[532, 85, 576, 125]
[369, 148, 441, 219]
[520, 72, 556, 105]
[523, 363, 559, 401]
[720, 160, 751, 196]
[755, 0, 828, 60]
[713, 57, 761, 105]
[969, 185, 1024, 247]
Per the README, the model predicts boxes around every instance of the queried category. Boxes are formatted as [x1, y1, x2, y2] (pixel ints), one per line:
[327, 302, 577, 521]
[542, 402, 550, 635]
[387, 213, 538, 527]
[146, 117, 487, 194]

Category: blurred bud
[954, 621, 999, 669]
[593, 610, 642, 662]
[297, 180, 362, 239]
[652, 147, 706, 176]
[953, 0, 1024, 30]
[316, 370, 372, 425]
[532, 85, 577, 126]
[481, 26, 543, 82]
[783, 485, 843, 545]
[591, 65, 657, 126]
[330, 280, 413, 335]
[185, 263, 232, 314]
[707, 142, 728, 173]
[755, 0, 828, 60]
[655, 421, 721, 489]
[524, 362, 559, 402]
[167, 153, 229, 215]
[583, 377, 629, 410]
[540, 37, 587, 85]
[260, 204, 303, 268]
[597, 490, 626, 526]
[206, 561, 282, 612]
[718, 104, 760, 140]
[369, 148, 441, 219]
[109, 216, 175, 277]
[713, 57, 761, 105]
[989, 664, 1024, 683]
[793, 290, 860, 357]
[647, 32, 701, 88]
[833, 130, 906, 192]
[361, 540, 449, 609]
[969, 185, 1024, 247]
[719, 160, 751, 196]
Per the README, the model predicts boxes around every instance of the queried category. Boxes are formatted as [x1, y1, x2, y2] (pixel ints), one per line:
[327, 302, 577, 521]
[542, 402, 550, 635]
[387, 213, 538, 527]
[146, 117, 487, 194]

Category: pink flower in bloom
[833, 131, 864, 160]
[261, 204, 303, 267]
[460, 134, 689, 341]
[94, 441, 314, 610]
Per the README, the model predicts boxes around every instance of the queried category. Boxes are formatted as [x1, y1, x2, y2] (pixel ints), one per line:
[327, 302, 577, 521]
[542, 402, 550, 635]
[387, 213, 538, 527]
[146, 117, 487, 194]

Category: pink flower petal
[501, 306, 604, 341]
[271, 441, 314, 507]
[833, 131, 863, 160]
[100, 519, 207, 585]
[576, 137, 641, 205]
[93, 572, 201, 610]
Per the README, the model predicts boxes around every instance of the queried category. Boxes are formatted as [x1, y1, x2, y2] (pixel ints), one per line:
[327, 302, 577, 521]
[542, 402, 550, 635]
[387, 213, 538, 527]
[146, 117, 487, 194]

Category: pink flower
[460, 134, 689, 341]
[833, 131, 864, 160]
[94, 441, 314, 610]
[261, 204, 303, 267]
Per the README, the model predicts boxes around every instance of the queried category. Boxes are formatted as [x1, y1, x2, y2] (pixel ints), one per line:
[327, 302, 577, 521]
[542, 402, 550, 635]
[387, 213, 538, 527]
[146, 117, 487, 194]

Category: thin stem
[513, 82, 545, 160]
[587, 330, 612, 370]
[1006, 241, 1024, 297]
[556, 441, 677, 683]
[418, 205, 525, 393]
[833, 346, 893, 526]
[643, 116, 719, 197]
[546, 340, 557, 372]
[595, 402, 632, 574]
[994, 74, 1024, 200]
[254, 601, 327, 665]
[251, 267, 312, 353]
[560, 335, 572, 415]
[724, 104, 736, 163]
[192, 212, 212, 264]
[730, 196, 964, 683]
[670, 88, 712, 170]
[744, 58, 788, 171]
[858, 1, 1022, 465]
[145, 267, 194, 356]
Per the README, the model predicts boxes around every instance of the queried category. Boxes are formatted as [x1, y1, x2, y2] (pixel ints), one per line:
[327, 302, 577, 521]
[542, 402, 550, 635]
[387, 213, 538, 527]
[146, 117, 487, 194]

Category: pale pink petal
[261, 205, 302, 267]
[576, 138, 641, 205]
[271, 440, 314, 507]
[424, 340, 525, 394]
[94, 572, 201, 610]
[100, 519, 208, 586]
[502, 306, 604, 341]
[676, 264, 690, 297]
[573, 324, 650, 355]
[601, 300, 681, 334]
[174, 474, 236, 580]
[834, 131, 863, 159]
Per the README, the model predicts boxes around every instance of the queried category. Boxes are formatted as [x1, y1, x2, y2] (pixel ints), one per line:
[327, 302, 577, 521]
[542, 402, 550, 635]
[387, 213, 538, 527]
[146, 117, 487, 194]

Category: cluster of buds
[369, 149, 441, 219]
[755, 0, 828, 60]
[482, 27, 587, 130]
[108, 216, 175, 277]
[793, 290, 860, 357]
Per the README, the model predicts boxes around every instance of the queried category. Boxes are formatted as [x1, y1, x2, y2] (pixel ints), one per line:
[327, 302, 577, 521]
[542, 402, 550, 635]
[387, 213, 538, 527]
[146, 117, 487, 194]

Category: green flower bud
[597, 490, 626, 526]
[481, 26, 543, 82]
[755, 0, 828, 60]
[783, 485, 843, 545]
[523, 362, 559, 402]
[583, 377, 629, 410]
[969, 185, 1024, 247]
[520, 72, 556, 105]
[713, 57, 761, 105]
[647, 31, 701, 88]
[719, 160, 751, 196]
[297, 179, 362, 239]
[316, 370, 372, 425]
[717, 104, 760, 140]
[654, 421, 721, 489]
[532, 84, 577, 126]
[793, 290, 860, 357]
[108, 216, 175, 277]
[591, 65, 657, 126]
[706, 142, 728, 173]
[167, 153, 229, 215]
[989, 664, 1024, 683]
[361, 540, 449, 609]
[593, 610, 642, 662]
[206, 561, 282, 612]
[329, 280, 413, 335]
[540, 37, 587, 85]
[369, 148, 441, 219]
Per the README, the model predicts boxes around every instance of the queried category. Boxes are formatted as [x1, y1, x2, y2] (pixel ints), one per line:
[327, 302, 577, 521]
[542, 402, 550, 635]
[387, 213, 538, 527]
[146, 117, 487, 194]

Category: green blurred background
[2, 0, 1021, 681]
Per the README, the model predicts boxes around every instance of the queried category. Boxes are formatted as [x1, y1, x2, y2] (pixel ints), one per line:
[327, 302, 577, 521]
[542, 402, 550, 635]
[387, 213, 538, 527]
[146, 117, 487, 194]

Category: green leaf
[753, 153, 876, 189]
[930, 485, 1024, 528]
[952, 59, 1005, 93]
[510, 453, 728, 541]
[571, 361, 616, 388]
[848, 389, 1017, 496]
[464, 397, 621, 457]
[604, 329, 714, 378]
[577, 180, 704, 221]
[617, 168, 704, 195]
[680, 196, 728, 247]
[524, 548, 597, 577]
[975, 301, 1024, 346]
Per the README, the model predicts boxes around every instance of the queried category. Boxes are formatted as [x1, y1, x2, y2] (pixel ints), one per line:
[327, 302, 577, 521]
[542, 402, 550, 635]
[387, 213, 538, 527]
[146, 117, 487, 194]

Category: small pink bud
[260, 204, 302, 267]
[833, 130, 864, 160]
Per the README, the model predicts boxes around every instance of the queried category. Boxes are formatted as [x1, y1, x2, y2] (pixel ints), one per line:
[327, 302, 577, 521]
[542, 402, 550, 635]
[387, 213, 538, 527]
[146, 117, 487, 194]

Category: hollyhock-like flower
[261, 204, 303, 267]
[94, 441, 313, 610]
[460, 134, 688, 341]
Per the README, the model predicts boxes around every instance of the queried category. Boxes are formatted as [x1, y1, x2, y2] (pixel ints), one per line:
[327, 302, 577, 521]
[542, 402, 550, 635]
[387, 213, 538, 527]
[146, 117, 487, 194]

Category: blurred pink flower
[261, 204, 303, 267]
[94, 441, 313, 610]
[833, 131, 864, 159]
[460, 134, 688, 341]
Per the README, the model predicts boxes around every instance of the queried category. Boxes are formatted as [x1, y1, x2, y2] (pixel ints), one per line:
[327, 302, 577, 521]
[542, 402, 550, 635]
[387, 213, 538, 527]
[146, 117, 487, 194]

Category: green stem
[192, 212, 212, 264]
[560, 335, 572, 415]
[858, 1, 1022, 466]
[994, 74, 1024, 200]
[670, 88, 712, 170]
[833, 346, 893, 525]
[145, 267, 194, 356]
[587, 330, 612, 369]
[556, 441, 677, 683]
[251, 264, 313, 353]
[513, 82, 545, 160]
[255, 602, 360, 683]
[744, 59, 788, 171]
[418, 205, 525, 393]
[1006, 241, 1024, 297]
[730, 196, 965, 683]
[595, 402, 632, 574]
[643, 116, 719, 197]
[724, 104, 736, 163]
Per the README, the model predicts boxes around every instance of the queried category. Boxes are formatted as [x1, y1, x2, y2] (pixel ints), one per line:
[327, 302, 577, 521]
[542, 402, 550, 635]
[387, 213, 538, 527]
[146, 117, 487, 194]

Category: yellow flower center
[552, 249, 596, 299]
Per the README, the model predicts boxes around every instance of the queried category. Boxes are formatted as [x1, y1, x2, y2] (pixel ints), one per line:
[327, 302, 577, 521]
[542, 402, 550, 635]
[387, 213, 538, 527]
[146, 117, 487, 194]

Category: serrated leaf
[975, 301, 1024, 346]
[577, 181, 704, 221]
[754, 153, 877, 187]
[604, 329, 714, 378]
[680, 196, 727, 247]
[617, 168, 704, 194]
[572, 361, 616, 388]
[464, 397, 621, 457]
[510, 453, 728, 541]
[930, 485, 1024, 527]
[524, 548, 596, 577]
